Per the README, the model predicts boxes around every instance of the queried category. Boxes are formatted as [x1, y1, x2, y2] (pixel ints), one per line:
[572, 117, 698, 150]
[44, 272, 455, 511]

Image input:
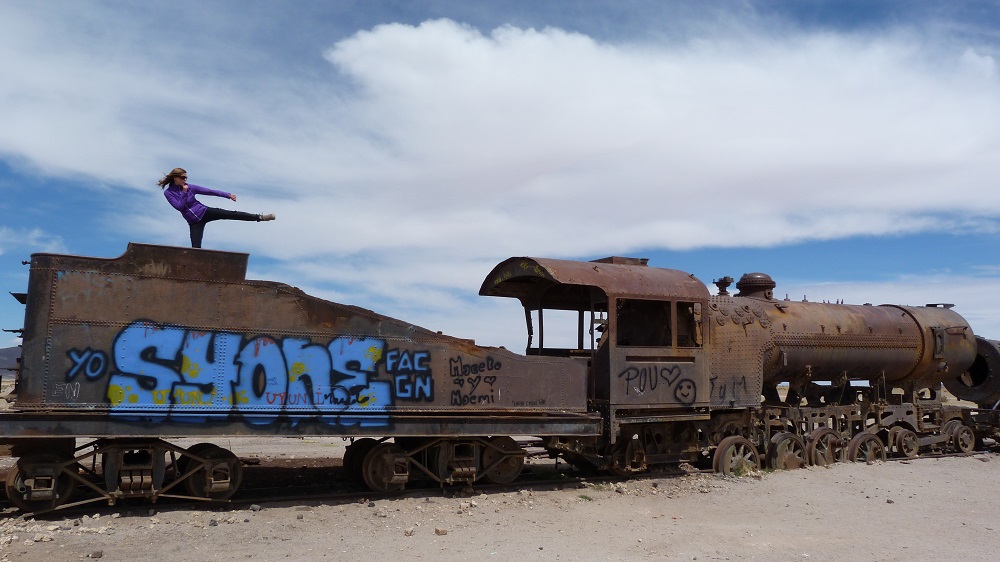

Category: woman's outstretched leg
[202, 208, 272, 222]
[189, 207, 276, 248]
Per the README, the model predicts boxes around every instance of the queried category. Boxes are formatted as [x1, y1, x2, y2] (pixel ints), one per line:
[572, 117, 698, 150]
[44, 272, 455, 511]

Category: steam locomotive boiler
[1, 245, 997, 513]
[481, 257, 993, 473]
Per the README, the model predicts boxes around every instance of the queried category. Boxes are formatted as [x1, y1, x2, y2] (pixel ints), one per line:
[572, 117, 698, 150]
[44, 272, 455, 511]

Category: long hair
[158, 168, 187, 189]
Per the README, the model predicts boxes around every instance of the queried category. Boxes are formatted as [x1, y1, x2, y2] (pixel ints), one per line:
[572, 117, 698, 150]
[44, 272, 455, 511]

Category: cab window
[616, 299, 670, 347]
[677, 301, 703, 348]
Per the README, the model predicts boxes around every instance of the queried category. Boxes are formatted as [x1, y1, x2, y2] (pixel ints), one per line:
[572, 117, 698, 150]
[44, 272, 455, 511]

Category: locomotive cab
[481, 257, 712, 443]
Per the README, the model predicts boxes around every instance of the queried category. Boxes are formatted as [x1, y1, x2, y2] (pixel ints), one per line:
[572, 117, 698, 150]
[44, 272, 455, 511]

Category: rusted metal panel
[762, 301, 974, 385]
[7, 244, 597, 439]
[0, 411, 602, 439]
[483, 256, 715, 424]
[480, 257, 710, 306]
[945, 336, 1000, 407]
[608, 350, 710, 409]
[706, 293, 977, 407]
[707, 297, 769, 408]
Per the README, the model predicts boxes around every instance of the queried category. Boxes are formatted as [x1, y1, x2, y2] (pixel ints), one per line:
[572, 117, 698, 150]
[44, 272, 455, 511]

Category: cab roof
[480, 256, 710, 310]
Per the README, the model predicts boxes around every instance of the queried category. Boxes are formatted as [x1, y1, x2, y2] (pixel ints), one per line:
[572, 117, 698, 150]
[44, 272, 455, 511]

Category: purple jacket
[163, 183, 232, 224]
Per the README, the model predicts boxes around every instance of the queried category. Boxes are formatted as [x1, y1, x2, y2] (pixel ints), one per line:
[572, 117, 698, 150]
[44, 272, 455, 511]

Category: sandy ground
[1, 443, 998, 562]
[3, 379, 1000, 561]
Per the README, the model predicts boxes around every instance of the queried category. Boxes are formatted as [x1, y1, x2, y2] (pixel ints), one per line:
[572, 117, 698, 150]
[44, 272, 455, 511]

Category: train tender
[1, 244, 999, 512]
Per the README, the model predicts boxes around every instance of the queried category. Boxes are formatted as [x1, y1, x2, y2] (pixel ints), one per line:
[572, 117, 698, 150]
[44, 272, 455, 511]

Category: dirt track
[2, 443, 998, 562]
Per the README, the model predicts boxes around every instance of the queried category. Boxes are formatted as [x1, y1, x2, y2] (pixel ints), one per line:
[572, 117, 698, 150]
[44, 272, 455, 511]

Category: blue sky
[3, 1, 1000, 352]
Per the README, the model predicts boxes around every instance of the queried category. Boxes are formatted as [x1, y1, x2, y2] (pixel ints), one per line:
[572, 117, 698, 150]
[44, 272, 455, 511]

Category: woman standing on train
[158, 167, 275, 248]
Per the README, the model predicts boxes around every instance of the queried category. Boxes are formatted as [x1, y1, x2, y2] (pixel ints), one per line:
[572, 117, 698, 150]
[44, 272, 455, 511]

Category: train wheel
[176, 442, 218, 490]
[895, 429, 920, 458]
[343, 438, 379, 481]
[952, 425, 976, 454]
[806, 428, 844, 467]
[608, 435, 647, 476]
[183, 445, 243, 500]
[481, 437, 524, 485]
[5, 454, 75, 512]
[766, 433, 806, 470]
[177, 443, 216, 473]
[941, 420, 962, 442]
[885, 427, 902, 456]
[847, 433, 886, 463]
[361, 443, 407, 492]
[713, 436, 760, 476]
[177, 442, 218, 474]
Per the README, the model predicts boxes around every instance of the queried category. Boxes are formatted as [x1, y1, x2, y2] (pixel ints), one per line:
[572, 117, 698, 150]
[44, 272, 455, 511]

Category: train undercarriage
[3, 433, 532, 512]
[4, 390, 997, 513]
[547, 382, 998, 477]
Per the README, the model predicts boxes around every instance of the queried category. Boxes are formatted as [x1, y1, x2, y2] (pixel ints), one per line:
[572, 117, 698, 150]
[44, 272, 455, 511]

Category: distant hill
[0, 346, 19, 372]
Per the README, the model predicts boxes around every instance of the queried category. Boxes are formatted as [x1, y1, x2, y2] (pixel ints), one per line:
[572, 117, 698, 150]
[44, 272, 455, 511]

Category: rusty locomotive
[2, 243, 999, 511]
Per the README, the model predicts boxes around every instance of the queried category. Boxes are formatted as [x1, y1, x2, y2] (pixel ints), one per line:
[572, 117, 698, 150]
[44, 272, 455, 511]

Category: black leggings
[190, 207, 259, 248]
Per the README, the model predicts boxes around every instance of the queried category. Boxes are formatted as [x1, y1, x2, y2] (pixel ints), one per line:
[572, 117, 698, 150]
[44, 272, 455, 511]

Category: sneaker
[260, 213, 276, 221]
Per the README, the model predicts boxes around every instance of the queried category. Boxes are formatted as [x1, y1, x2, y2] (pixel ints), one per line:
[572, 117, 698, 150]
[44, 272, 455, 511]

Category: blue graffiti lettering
[87, 320, 396, 427]
[66, 348, 108, 381]
[233, 336, 287, 425]
[386, 349, 434, 402]
[394, 374, 433, 400]
[107, 321, 186, 422]
[326, 337, 391, 427]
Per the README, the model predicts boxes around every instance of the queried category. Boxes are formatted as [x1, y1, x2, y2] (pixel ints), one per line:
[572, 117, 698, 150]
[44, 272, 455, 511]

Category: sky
[3, 0, 1000, 353]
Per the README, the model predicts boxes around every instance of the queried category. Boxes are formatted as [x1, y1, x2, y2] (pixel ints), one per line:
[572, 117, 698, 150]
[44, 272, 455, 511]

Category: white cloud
[6, 10, 1000, 253]
[0, 227, 66, 256]
[5, 6, 1000, 349]
[959, 47, 997, 80]
[308, 19, 1000, 262]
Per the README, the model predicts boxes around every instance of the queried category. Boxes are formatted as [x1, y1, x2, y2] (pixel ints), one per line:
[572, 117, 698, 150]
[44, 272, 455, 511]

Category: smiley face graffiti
[674, 378, 697, 405]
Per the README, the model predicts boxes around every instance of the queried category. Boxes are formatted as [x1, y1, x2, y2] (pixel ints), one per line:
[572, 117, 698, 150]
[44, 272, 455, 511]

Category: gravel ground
[2, 447, 998, 562]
